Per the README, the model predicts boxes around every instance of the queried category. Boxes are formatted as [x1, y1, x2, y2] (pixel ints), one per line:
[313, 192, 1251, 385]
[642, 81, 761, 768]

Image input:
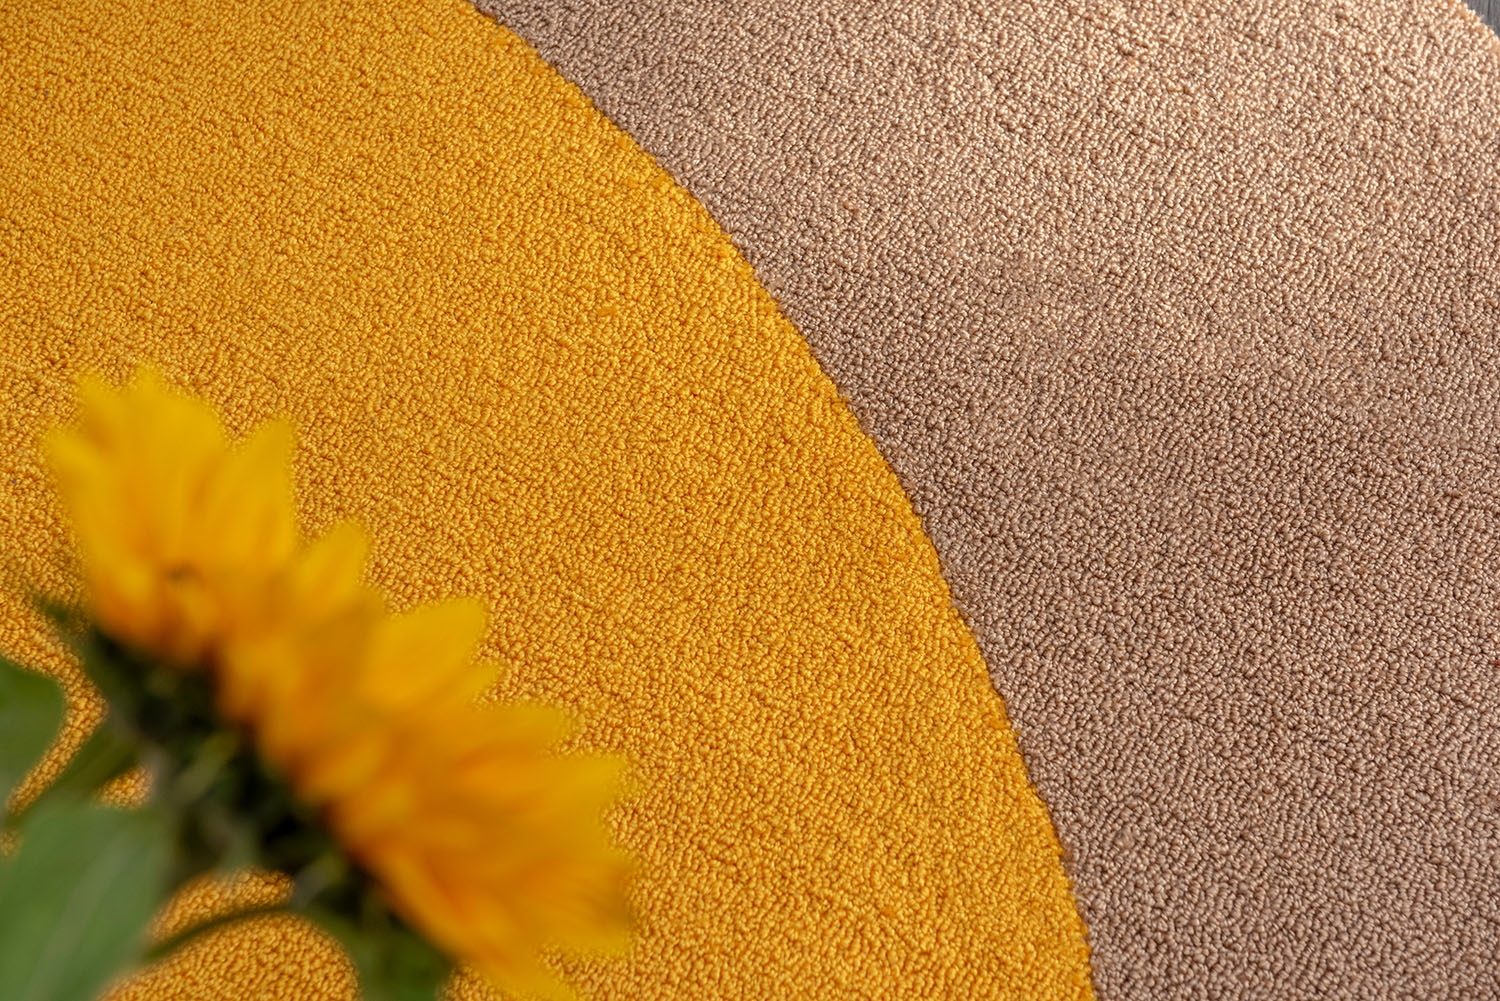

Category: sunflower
[43, 369, 631, 998]
[44, 369, 299, 666]
[225, 596, 632, 998]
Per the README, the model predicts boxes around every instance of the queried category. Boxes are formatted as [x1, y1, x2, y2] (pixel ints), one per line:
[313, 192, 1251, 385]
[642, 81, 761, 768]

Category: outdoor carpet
[2, 1, 1498, 999]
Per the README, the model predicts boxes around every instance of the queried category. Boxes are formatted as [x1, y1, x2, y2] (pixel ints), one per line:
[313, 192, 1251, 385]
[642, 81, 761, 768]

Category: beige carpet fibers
[476, 1, 1500, 998]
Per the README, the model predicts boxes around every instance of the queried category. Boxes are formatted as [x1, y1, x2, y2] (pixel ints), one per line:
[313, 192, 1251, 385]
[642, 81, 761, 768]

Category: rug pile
[2, 1, 1497, 998]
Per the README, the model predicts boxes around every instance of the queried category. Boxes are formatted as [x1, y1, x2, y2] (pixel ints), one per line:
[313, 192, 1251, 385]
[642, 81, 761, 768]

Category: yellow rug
[0, 0, 1092, 997]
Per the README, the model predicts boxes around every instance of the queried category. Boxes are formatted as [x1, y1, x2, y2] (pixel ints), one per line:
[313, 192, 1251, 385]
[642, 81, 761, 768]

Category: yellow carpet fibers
[0, 0, 1092, 997]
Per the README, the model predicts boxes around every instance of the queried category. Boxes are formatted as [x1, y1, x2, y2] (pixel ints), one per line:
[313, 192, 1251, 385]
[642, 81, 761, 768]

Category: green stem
[141, 903, 289, 966]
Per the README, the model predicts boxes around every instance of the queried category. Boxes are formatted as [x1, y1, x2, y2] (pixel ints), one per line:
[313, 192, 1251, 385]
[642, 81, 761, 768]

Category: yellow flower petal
[46, 368, 301, 663]
[358, 598, 492, 712]
[47, 371, 633, 994]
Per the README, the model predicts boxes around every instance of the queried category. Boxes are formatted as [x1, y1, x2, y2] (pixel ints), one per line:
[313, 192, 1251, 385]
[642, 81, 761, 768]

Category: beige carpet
[475, 1, 1500, 998]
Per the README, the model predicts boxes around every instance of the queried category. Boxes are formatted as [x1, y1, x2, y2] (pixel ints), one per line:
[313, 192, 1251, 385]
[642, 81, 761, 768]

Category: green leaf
[375, 934, 453, 1001]
[0, 656, 65, 804]
[48, 721, 137, 799]
[0, 799, 172, 1001]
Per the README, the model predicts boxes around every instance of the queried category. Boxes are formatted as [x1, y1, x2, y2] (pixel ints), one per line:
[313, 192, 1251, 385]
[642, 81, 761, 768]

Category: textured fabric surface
[476, 1, 1500, 998]
[0, 0, 1095, 997]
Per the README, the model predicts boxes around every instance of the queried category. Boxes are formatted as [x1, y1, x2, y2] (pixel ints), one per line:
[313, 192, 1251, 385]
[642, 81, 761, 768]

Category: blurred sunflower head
[226, 593, 633, 998]
[44, 368, 632, 998]
[44, 369, 298, 665]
